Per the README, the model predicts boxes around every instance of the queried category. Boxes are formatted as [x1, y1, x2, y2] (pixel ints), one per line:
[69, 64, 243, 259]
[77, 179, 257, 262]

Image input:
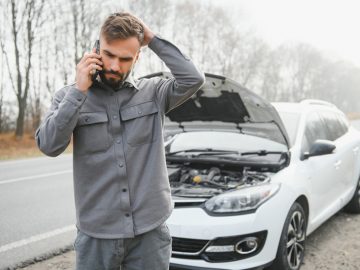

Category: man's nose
[110, 59, 121, 73]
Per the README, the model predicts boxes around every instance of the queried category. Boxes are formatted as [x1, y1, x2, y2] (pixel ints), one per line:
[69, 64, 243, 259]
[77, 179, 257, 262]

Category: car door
[320, 111, 355, 201]
[299, 112, 340, 225]
[321, 111, 357, 203]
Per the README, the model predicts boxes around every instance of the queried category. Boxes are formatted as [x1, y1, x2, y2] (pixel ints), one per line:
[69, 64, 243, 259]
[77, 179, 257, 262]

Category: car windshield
[276, 111, 301, 146]
[165, 131, 288, 156]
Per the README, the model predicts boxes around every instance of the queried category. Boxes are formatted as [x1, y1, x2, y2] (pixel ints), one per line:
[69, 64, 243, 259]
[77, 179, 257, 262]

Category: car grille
[172, 237, 209, 254]
[171, 231, 267, 262]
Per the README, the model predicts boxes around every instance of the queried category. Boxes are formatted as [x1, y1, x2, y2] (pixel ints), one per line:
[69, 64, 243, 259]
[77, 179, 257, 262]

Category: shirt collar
[123, 73, 139, 91]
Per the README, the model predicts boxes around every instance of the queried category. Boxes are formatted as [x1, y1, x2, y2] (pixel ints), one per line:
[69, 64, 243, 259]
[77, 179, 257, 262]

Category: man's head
[99, 12, 144, 89]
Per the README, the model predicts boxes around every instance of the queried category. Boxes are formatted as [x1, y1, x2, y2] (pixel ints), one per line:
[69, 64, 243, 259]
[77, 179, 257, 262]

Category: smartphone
[92, 40, 100, 81]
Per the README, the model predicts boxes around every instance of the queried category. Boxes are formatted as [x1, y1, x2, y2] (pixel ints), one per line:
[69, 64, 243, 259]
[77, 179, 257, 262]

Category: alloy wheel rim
[287, 210, 306, 269]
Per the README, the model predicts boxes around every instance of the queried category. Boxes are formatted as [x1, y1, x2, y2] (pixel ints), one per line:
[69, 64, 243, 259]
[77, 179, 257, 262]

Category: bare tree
[1, 0, 46, 139]
[310, 60, 360, 112]
[70, 0, 103, 67]
[127, 0, 174, 75]
[260, 48, 284, 101]
[28, 40, 44, 133]
[0, 53, 4, 132]
[0, 10, 5, 132]
[279, 43, 324, 101]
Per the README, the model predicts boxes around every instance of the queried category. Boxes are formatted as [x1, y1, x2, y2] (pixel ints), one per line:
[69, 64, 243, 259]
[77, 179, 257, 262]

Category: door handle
[334, 160, 342, 169]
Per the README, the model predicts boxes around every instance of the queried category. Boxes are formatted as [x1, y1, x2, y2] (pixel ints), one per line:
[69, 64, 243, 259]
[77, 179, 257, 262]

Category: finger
[87, 52, 101, 59]
[85, 58, 103, 66]
[82, 52, 102, 62]
[87, 64, 103, 73]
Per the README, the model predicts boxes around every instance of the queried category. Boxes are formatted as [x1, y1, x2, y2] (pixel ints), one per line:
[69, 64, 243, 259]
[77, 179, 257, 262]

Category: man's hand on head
[134, 15, 155, 47]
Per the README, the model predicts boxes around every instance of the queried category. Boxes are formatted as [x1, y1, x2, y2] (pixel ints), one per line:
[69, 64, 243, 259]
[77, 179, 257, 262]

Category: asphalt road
[1, 120, 359, 269]
[0, 154, 75, 269]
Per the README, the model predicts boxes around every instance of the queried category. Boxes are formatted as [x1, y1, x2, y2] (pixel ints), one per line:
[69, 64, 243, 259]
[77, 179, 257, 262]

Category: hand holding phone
[91, 40, 100, 81]
[75, 40, 103, 93]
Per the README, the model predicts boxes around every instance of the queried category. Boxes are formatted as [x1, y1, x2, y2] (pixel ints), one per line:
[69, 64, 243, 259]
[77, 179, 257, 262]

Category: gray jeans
[74, 223, 172, 270]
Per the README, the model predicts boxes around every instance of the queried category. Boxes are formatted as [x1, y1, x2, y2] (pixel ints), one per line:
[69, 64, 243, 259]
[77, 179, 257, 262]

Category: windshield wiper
[166, 148, 239, 157]
[240, 150, 287, 156]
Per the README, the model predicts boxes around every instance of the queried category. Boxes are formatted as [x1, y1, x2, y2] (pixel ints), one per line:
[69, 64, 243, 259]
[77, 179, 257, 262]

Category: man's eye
[104, 52, 114, 58]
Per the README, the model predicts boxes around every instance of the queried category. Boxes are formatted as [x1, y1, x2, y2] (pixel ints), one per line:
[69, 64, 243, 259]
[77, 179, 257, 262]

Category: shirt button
[138, 111, 142, 114]
[122, 188, 127, 192]
[125, 213, 130, 217]
[118, 163, 124, 167]
[112, 115, 118, 120]
[116, 139, 121, 144]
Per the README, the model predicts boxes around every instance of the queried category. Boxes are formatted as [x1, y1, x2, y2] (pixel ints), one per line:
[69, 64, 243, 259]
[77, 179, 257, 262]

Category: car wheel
[343, 176, 360, 214]
[266, 202, 307, 270]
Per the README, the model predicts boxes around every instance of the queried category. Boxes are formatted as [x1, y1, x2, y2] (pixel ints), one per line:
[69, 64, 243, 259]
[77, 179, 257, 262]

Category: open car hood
[141, 72, 290, 148]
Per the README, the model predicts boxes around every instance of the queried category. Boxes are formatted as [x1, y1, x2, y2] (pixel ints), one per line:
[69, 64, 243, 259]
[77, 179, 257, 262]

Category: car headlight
[204, 183, 281, 214]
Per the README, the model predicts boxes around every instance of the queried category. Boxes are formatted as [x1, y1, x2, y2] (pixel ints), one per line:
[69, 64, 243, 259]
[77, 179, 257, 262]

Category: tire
[343, 176, 360, 214]
[266, 202, 307, 270]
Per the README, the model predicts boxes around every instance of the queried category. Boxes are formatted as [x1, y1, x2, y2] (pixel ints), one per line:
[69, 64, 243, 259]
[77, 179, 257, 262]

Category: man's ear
[135, 50, 141, 62]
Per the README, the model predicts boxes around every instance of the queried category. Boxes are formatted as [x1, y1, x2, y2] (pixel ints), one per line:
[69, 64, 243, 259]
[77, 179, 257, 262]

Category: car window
[301, 112, 328, 153]
[318, 111, 346, 141]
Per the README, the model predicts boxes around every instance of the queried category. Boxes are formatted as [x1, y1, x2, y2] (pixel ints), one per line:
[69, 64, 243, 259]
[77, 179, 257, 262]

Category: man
[35, 12, 204, 270]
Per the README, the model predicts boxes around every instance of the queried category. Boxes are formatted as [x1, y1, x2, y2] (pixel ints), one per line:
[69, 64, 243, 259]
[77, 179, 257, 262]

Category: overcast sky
[210, 0, 360, 66]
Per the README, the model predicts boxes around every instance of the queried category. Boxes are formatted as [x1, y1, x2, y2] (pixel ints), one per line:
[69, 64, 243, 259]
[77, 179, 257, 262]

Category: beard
[99, 69, 131, 89]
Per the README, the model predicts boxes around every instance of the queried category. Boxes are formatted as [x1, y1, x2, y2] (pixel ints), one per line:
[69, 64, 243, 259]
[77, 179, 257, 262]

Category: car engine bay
[169, 165, 273, 198]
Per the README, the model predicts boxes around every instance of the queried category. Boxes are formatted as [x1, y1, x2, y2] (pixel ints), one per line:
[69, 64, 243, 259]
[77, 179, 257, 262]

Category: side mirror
[303, 139, 336, 160]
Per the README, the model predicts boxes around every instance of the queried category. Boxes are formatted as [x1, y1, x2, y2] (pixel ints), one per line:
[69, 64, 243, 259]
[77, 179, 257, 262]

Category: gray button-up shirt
[35, 36, 205, 239]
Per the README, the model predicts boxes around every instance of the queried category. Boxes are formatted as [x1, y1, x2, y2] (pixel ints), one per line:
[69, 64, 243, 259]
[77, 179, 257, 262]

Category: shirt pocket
[74, 111, 110, 155]
[120, 101, 159, 147]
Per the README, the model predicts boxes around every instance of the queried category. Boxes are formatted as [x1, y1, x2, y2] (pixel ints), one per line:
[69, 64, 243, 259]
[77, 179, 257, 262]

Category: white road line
[0, 170, 73, 185]
[0, 225, 76, 254]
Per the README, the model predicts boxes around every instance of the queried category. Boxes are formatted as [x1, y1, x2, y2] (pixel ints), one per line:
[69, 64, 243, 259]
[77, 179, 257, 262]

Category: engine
[169, 165, 271, 198]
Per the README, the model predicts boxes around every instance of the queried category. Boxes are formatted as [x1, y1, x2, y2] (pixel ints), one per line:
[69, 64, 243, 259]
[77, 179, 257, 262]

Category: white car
[151, 72, 360, 270]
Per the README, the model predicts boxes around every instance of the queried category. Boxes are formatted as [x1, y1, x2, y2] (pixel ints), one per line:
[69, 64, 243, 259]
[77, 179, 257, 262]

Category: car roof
[272, 100, 343, 115]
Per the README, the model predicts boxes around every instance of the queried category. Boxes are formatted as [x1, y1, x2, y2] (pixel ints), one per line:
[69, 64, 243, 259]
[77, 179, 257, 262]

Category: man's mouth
[108, 74, 121, 79]
[103, 70, 123, 80]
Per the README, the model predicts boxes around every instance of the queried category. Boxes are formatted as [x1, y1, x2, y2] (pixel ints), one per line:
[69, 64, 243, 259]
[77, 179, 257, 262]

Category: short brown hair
[100, 12, 144, 45]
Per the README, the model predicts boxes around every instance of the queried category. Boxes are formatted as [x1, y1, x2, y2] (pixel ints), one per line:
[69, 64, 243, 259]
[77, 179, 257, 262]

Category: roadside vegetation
[0, 132, 72, 160]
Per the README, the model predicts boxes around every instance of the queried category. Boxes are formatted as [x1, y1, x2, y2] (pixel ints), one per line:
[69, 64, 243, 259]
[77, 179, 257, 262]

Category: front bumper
[167, 186, 293, 270]
[170, 262, 271, 270]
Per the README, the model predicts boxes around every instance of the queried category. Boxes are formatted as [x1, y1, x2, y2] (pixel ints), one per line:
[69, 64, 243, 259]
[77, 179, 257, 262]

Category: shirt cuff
[64, 87, 87, 107]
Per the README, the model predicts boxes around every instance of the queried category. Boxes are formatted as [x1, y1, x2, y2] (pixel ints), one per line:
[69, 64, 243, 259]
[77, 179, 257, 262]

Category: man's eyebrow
[103, 49, 134, 60]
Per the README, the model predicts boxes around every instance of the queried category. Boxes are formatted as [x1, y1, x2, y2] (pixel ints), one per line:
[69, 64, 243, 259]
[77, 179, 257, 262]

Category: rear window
[318, 111, 348, 141]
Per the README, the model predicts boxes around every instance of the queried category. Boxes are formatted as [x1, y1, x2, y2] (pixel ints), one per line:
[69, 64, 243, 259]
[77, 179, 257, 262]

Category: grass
[0, 132, 73, 160]
[347, 112, 360, 120]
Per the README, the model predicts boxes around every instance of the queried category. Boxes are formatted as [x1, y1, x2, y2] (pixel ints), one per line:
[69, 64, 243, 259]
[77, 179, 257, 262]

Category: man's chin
[100, 74, 123, 89]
